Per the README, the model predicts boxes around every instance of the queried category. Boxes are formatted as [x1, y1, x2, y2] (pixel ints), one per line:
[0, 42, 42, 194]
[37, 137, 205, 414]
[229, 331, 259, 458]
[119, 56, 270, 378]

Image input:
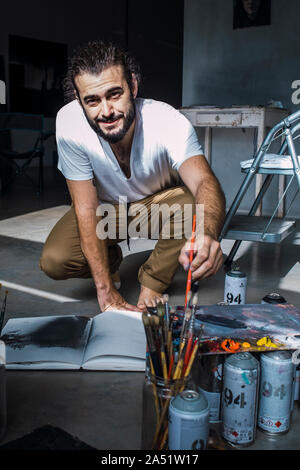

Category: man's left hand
[178, 234, 224, 281]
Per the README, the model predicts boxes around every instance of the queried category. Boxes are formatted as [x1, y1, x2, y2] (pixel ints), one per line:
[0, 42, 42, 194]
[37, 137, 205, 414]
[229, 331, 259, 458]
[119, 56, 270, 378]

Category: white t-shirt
[56, 98, 203, 203]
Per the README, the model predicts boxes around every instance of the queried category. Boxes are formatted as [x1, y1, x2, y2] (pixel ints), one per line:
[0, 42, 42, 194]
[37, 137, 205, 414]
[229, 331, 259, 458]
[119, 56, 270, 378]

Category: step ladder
[219, 109, 300, 271]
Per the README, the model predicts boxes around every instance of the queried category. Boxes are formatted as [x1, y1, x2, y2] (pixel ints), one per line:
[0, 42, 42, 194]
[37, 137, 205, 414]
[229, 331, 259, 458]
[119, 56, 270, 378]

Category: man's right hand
[97, 286, 142, 313]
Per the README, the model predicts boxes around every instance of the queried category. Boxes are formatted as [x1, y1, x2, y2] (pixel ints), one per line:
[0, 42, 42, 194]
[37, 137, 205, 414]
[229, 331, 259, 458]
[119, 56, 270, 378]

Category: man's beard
[83, 97, 136, 144]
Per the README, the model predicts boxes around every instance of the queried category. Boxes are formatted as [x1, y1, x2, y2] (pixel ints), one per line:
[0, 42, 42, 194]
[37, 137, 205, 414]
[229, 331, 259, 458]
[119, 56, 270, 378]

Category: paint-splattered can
[258, 351, 294, 435]
[168, 390, 209, 450]
[261, 293, 287, 304]
[294, 364, 300, 402]
[197, 354, 225, 423]
[224, 268, 247, 305]
[0, 341, 6, 441]
[221, 352, 259, 447]
[290, 363, 297, 418]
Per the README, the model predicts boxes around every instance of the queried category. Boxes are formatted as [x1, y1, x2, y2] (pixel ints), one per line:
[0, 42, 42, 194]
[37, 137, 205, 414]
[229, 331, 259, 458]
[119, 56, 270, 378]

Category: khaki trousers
[40, 186, 195, 293]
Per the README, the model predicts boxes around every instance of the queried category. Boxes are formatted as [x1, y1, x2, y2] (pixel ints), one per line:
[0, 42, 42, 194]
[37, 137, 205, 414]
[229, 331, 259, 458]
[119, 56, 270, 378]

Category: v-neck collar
[98, 105, 141, 181]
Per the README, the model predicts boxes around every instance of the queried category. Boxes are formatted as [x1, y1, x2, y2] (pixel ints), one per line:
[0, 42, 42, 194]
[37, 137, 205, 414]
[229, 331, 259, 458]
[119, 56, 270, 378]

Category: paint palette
[174, 303, 300, 355]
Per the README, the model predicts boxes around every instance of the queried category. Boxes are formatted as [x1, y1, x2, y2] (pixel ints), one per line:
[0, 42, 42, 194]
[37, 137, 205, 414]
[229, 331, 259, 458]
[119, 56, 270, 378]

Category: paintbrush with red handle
[184, 214, 196, 308]
[183, 292, 198, 373]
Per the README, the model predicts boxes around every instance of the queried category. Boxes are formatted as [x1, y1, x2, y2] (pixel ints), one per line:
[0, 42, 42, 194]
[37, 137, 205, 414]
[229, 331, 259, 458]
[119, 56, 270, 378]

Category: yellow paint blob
[256, 336, 278, 348]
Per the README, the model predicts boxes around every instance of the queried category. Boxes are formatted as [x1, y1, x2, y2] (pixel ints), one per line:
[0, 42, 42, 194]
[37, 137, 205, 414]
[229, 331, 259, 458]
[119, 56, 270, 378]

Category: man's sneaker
[111, 271, 121, 290]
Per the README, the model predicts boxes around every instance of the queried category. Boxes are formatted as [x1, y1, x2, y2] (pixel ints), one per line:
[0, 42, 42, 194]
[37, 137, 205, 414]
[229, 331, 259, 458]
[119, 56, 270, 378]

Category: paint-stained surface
[0, 315, 92, 369]
[258, 351, 294, 435]
[221, 353, 259, 446]
[1, 316, 90, 350]
[174, 303, 300, 355]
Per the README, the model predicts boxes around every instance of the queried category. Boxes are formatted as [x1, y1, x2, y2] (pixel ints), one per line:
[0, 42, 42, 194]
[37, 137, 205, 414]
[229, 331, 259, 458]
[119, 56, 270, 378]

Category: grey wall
[183, 0, 300, 217]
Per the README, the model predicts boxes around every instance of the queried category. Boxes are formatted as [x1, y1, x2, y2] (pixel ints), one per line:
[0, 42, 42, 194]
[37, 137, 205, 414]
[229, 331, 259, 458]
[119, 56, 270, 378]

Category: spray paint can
[261, 293, 287, 304]
[290, 363, 297, 419]
[224, 268, 247, 305]
[168, 390, 209, 450]
[294, 363, 300, 401]
[258, 351, 294, 435]
[0, 341, 6, 442]
[197, 354, 225, 423]
[294, 364, 300, 402]
[221, 352, 259, 447]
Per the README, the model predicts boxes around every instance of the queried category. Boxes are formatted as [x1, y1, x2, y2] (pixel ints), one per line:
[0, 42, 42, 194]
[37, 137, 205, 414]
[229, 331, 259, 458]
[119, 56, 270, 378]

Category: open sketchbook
[0, 310, 146, 371]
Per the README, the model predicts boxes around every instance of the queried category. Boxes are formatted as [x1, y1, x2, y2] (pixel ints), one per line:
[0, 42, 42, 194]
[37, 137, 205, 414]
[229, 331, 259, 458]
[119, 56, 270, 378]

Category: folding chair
[0, 112, 53, 196]
[219, 109, 300, 271]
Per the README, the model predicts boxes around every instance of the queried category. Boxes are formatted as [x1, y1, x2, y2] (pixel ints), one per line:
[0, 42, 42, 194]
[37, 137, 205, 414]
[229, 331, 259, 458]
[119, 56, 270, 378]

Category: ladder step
[242, 167, 296, 175]
[224, 215, 295, 243]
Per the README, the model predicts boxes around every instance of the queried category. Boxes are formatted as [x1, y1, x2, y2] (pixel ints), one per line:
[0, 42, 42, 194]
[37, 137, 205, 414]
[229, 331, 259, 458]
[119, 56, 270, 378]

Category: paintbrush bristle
[151, 315, 160, 327]
[192, 293, 198, 307]
[156, 299, 165, 318]
[184, 308, 192, 321]
[185, 290, 192, 308]
[191, 281, 199, 293]
[142, 312, 151, 327]
[162, 294, 169, 303]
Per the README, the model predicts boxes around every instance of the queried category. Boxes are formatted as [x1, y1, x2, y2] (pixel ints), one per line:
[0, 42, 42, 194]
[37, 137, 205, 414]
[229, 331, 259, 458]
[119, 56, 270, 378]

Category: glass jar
[141, 373, 190, 450]
[0, 340, 6, 441]
[195, 353, 225, 423]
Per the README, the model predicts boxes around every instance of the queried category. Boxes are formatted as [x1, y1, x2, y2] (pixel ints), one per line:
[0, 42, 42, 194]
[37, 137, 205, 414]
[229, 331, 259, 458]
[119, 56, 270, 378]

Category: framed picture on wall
[233, 0, 271, 29]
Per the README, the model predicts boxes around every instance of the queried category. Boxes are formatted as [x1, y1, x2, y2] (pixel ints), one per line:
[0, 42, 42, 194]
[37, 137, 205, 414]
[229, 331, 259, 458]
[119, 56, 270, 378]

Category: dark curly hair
[63, 40, 142, 103]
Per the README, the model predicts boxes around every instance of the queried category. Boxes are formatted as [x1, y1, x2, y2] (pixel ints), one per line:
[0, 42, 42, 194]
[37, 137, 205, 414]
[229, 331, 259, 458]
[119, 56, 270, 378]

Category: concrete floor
[0, 168, 300, 451]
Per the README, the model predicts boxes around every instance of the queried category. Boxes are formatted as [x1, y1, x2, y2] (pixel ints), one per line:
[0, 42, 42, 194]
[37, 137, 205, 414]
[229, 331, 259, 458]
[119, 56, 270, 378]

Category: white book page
[83, 356, 145, 371]
[5, 361, 80, 370]
[1, 315, 92, 369]
[82, 310, 146, 369]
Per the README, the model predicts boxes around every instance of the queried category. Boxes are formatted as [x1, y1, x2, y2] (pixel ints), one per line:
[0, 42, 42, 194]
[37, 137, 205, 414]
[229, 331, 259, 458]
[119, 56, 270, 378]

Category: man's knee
[39, 247, 69, 280]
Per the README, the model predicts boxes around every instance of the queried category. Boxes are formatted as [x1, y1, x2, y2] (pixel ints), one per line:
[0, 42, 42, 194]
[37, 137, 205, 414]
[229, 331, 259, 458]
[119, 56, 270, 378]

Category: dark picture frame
[233, 0, 271, 29]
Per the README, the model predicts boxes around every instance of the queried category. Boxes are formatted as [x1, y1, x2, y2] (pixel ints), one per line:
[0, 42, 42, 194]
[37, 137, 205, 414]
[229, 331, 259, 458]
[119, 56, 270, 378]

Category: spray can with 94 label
[258, 351, 294, 435]
[221, 352, 259, 447]
[224, 268, 247, 305]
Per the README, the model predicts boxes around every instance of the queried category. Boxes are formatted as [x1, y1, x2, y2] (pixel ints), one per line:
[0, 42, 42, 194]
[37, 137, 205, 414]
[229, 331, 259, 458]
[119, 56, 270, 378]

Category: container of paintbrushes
[141, 297, 201, 450]
[0, 340, 6, 441]
[141, 372, 190, 450]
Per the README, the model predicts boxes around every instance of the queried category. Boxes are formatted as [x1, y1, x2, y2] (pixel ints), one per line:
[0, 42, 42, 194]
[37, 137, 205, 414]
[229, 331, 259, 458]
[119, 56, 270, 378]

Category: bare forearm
[66, 178, 113, 291]
[178, 155, 225, 279]
[75, 207, 113, 291]
[179, 155, 226, 241]
[195, 175, 226, 240]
